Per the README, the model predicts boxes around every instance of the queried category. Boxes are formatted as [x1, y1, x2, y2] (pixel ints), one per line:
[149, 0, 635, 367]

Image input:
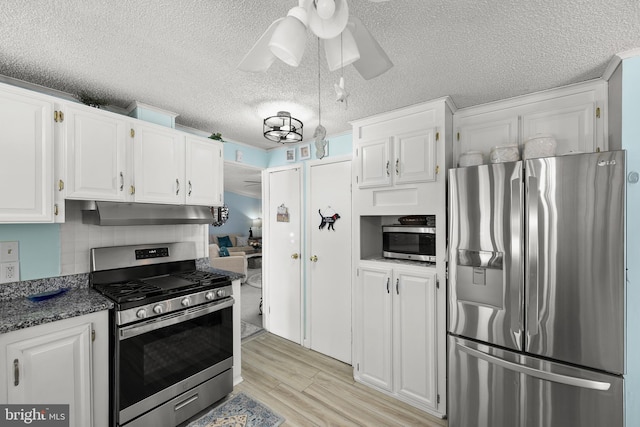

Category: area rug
[246, 271, 261, 288]
[241, 320, 264, 340]
[186, 392, 284, 427]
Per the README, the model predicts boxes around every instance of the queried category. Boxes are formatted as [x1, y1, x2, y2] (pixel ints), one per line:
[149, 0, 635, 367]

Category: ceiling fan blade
[349, 16, 393, 80]
[238, 18, 284, 72]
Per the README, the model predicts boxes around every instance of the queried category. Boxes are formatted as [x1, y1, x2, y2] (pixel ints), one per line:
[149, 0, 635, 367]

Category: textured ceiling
[1, 0, 639, 155]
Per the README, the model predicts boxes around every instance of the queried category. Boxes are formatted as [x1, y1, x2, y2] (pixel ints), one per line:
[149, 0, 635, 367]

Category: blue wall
[0, 224, 60, 280]
[210, 191, 262, 239]
[622, 56, 640, 427]
[267, 133, 352, 167]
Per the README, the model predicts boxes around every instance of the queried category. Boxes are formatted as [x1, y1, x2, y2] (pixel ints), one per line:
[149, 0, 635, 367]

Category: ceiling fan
[238, 0, 393, 80]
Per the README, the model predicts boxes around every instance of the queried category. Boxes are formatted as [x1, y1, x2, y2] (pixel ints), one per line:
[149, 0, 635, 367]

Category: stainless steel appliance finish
[448, 151, 626, 427]
[82, 201, 215, 226]
[90, 242, 234, 427]
[382, 224, 437, 262]
[449, 336, 624, 427]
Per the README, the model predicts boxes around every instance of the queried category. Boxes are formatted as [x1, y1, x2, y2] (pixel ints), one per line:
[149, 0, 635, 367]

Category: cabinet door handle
[386, 161, 390, 176]
[386, 277, 390, 294]
[13, 359, 19, 386]
[395, 159, 399, 176]
[396, 278, 399, 295]
[119, 172, 124, 191]
[58, 179, 64, 191]
[176, 179, 180, 195]
[130, 185, 136, 195]
[188, 180, 192, 196]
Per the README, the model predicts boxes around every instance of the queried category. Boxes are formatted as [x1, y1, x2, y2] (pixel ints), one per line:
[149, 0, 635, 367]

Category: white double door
[263, 159, 351, 363]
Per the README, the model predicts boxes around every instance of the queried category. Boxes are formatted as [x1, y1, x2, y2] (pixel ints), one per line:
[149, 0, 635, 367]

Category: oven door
[116, 297, 234, 425]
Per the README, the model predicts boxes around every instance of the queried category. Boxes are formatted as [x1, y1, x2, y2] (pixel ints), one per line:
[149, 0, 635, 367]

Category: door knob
[291, 253, 299, 259]
[310, 255, 318, 262]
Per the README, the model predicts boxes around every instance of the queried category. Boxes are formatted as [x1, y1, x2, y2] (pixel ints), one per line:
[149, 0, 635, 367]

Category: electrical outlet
[0, 241, 19, 262]
[0, 261, 20, 284]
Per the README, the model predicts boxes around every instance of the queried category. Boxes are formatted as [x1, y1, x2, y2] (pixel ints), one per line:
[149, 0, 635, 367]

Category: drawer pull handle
[13, 359, 19, 386]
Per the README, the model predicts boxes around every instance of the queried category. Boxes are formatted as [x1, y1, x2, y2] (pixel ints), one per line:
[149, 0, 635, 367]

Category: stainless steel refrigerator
[447, 150, 625, 427]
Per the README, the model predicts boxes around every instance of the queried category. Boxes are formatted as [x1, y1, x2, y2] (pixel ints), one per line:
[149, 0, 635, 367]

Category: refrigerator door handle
[510, 173, 523, 340]
[456, 342, 611, 391]
[526, 175, 539, 337]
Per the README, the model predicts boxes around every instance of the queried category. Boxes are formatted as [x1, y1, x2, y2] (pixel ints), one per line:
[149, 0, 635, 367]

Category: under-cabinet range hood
[82, 201, 214, 226]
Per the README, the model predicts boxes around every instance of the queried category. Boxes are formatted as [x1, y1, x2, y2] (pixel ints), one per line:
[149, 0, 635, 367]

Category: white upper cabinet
[0, 83, 54, 223]
[455, 112, 519, 166]
[60, 102, 129, 202]
[185, 136, 223, 206]
[520, 94, 596, 154]
[351, 98, 453, 215]
[394, 129, 437, 185]
[132, 123, 185, 205]
[453, 80, 607, 163]
[358, 137, 393, 188]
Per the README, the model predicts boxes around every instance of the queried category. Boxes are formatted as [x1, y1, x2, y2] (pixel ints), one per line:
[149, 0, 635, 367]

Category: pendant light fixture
[263, 111, 303, 143]
[314, 37, 328, 159]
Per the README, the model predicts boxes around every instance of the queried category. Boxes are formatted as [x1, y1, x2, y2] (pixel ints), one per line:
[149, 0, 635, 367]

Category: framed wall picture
[299, 144, 311, 160]
[286, 148, 296, 162]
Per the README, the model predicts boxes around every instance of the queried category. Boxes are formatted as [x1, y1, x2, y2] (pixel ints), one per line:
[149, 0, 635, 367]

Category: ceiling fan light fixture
[308, 0, 348, 39]
[349, 16, 394, 80]
[315, 0, 336, 19]
[324, 27, 360, 71]
[263, 111, 303, 143]
[237, 18, 284, 72]
[268, 7, 309, 66]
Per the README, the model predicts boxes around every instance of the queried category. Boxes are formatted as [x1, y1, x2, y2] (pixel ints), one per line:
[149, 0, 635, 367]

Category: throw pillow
[236, 236, 249, 247]
[217, 235, 233, 248]
[219, 246, 230, 257]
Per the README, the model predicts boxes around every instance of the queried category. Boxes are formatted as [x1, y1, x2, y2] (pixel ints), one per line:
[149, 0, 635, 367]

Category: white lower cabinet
[354, 262, 439, 414]
[0, 311, 109, 427]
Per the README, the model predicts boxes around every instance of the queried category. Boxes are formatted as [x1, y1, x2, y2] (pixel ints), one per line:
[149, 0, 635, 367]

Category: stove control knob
[181, 297, 191, 307]
[153, 305, 163, 314]
[205, 291, 214, 301]
[216, 289, 226, 298]
[136, 309, 147, 319]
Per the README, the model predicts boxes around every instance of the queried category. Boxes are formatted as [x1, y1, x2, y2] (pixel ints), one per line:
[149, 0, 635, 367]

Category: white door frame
[262, 164, 304, 341]
[303, 155, 352, 349]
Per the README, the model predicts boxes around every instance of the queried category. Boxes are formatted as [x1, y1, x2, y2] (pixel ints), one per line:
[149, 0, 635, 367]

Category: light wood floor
[234, 332, 448, 427]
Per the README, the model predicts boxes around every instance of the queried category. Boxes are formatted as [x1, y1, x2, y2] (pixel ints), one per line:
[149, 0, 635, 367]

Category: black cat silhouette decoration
[318, 208, 340, 231]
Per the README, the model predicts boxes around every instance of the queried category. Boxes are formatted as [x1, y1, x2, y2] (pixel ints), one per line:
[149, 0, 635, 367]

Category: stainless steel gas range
[90, 242, 234, 427]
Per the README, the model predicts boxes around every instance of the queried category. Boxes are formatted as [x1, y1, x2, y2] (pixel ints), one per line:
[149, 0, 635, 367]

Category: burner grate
[94, 281, 163, 303]
[172, 270, 229, 283]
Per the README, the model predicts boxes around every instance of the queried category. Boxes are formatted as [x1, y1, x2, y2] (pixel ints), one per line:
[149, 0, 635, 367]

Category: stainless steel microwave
[382, 225, 436, 262]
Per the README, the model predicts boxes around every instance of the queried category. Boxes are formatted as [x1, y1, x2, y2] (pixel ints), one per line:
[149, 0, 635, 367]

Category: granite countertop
[0, 258, 237, 335]
[201, 266, 245, 283]
[0, 274, 113, 335]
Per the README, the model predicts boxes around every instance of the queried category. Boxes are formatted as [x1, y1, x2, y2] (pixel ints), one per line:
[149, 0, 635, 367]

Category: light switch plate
[0, 241, 19, 262]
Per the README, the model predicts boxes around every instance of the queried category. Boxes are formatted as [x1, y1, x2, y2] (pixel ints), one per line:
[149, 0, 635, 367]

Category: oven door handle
[119, 297, 234, 341]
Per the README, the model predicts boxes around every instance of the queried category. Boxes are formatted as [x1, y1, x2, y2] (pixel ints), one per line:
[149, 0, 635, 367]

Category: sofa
[210, 234, 255, 254]
[209, 243, 247, 280]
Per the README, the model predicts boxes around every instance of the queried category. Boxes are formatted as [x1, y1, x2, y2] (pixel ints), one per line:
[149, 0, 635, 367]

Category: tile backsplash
[60, 201, 209, 275]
